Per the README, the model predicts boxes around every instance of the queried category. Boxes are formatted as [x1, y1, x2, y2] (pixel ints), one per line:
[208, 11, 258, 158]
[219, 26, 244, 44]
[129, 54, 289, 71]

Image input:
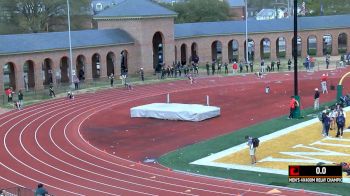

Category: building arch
[260, 38, 271, 59]
[191, 42, 199, 64]
[323, 34, 332, 55]
[23, 60, 35, 89]
[307, 35, 317, 56]
[276, 37, 286, 58]
[92, 53, 101, 79]
[211, 40, 222, 63]
[43, 58, 53, 86]
[106, 52, 115, 76]
[292, 36, 302, 57]
[180, 43, 187, 65]
[152, 32, 164, 71]
[60, 56, 70, 83]
[76, 55, 86, 81]
[120, 50, 128, 75]
[3, 62, 16, 90]
[174, 46, 178, 63]
[244, 39, 255, 61]
[338, 33, 348, 54]
[228, 39, 239, 63]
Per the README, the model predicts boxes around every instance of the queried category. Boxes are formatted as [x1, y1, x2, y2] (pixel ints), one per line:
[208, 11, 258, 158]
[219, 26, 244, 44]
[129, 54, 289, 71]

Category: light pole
[67, 0, 74, 88]
[293, 0, 301, 118]
[245, 0, 249, 64]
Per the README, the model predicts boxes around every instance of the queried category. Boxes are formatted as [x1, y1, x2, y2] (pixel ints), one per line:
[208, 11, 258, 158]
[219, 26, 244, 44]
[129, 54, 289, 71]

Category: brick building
[0, 0, 350, 93]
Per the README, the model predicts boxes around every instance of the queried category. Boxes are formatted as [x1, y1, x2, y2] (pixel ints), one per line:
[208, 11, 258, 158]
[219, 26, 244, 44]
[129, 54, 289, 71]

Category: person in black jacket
[314, 88, 320, 110]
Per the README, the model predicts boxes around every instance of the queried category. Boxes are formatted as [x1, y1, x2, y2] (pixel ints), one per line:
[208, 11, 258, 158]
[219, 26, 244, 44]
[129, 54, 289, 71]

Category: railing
[1, 187, 34, 196]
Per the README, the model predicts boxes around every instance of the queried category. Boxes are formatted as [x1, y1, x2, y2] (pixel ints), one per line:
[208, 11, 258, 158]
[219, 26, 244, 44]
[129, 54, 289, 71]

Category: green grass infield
[159, 101, 349, 195]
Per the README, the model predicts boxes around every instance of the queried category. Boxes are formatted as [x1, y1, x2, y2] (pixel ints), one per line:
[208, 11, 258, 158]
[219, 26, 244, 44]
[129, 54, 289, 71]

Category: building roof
[94, 0, 177, 19]
[174, 14, 350, 39]
[227, 0, 245, 7]
[0, 29, 134, 55]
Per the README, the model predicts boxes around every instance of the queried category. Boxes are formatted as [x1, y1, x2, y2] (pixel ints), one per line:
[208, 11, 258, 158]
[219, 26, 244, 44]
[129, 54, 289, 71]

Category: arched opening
[152, 32, 164, 72]
[338, 33, 348, 54]
[307, 35, 317, 56]
[180, 44, 187, 65]
[3, 62, 16, 90]
[23, 60, 35, 89]
[92, 53, 101, 79]
[228, 40, 239, 63]
[175, 46, 178, 63]
[211, 40, 222, 63]
[43, 58, 53, 86]
[120, 50, 128, 75]
[191, 42, 199, 64]
[244, 39, 255, 61]
[106, 52, 115, 76]
[292, 36, 302, 57]
[76, 55, 86, 81]
[260, 38, 271, 59]
[323, 34, 332, 55]
[60, 57, 70, 83]
[276, 37, 286, 58]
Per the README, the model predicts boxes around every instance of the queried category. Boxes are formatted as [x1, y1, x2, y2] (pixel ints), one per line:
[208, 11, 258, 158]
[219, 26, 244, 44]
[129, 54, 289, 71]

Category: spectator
[340, 162, 350, 176]
[24, 75, 29, 92]
[5, 87, 13, 102]
[232, 61, 238, 74]
[239, 61, 243, 73]
[49, 83, 55, 98]
[288, 59, 292, 71]
[73, 75, 79, 90]
[322, 111, 331, 137]
[139, 68, 144, 81]
[326, 54, 330, 69]
[35, 183, 48, 196]
[211, 60, 216, 75]
[321, 73, 328, 94]
[249, 62, 254, 72]
[336, 109, 346, 138]
[18, 90, 23, 108]
[288, 96, 299, 119]
[245, 136, 257, 165]
[109, 73, 114, 87]
[271, 61, 275, 72]
[224, 62, 228, 74]
[206, 62, 210, 76]
[260, 59, 266, 73]
[277, 59, 281, 71]
[314, 88, 320, 110]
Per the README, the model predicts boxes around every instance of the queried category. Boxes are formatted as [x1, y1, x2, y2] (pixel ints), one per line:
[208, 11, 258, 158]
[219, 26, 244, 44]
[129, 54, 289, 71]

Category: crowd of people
[319, 104, 346, 138]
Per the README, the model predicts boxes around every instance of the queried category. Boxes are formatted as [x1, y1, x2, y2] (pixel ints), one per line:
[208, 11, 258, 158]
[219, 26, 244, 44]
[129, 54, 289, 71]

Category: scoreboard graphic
[288, 165, 343, 183]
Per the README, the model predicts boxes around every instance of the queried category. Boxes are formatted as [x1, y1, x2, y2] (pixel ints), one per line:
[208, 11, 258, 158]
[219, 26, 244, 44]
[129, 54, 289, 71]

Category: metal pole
[245, 0, 249, 64]
[293, 0, 301, 118]
[293, 0, 298, 96]
[67, 0, 74, 88]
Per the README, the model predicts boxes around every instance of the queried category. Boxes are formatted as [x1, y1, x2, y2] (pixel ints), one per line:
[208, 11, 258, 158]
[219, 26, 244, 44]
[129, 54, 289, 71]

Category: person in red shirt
[5, 88, 13, 102]
[321, 73, 328, 94]
[288, 96, 299, 119]
[232, 61, 238, 75]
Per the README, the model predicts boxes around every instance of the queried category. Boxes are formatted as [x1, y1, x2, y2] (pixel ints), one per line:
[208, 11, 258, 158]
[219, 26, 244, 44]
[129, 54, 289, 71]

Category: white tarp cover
[130, 103, 220, 122]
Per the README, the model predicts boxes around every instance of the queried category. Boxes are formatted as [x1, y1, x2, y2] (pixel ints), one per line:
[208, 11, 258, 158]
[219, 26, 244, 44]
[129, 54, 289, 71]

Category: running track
[1, 69, 348, 195]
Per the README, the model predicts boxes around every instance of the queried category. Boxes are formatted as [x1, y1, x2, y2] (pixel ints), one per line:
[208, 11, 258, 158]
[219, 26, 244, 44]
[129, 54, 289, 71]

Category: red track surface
[1, 69, 349, 196]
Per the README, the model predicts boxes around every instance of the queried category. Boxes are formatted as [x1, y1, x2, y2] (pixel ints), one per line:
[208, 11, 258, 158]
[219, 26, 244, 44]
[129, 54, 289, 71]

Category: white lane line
[21, 100, 156, 195]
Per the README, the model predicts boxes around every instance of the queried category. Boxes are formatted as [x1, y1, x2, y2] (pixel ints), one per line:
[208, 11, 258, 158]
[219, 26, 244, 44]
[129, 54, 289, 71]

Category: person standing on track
[321, 73, 328, 94]
[314, 88, 320, 110]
